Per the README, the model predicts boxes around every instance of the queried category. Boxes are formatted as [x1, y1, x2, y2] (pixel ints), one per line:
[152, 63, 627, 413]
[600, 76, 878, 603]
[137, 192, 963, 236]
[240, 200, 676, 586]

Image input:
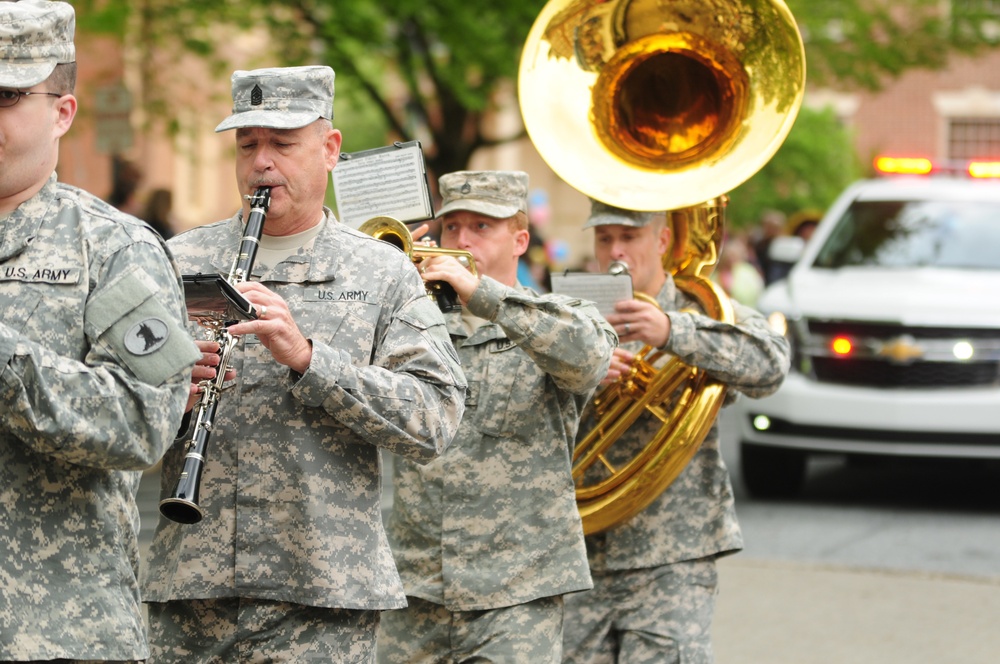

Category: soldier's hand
[606, 299, 670, 348]
[418, 254, 479, 306]
[228, 282, 313, 374]
[187, 339, 237, 411]
[602, 347, 636, 385]
[411, 223, 433, 244]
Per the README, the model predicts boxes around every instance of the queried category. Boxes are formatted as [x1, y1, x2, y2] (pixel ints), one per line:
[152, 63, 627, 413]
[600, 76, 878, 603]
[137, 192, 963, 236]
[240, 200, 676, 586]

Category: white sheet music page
[332, 141, 434, 228]
[550, 272, 634, 319]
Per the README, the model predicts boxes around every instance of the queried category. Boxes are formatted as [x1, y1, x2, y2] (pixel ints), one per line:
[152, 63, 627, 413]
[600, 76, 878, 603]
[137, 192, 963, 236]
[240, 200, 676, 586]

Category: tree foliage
[74, 0, 1000, 207]
[726, 106, 862, 229]
[788, 0, 1000, 90]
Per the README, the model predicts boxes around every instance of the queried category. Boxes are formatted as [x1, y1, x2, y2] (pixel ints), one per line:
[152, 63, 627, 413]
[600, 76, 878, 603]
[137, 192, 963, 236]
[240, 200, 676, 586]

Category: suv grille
[801, 320, 1000, 388]
[811, 357, 998, 387]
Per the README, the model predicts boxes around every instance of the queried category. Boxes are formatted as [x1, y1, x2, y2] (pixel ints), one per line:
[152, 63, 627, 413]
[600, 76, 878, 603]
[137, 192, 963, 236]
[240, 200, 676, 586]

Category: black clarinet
[159, 187, 271, 525]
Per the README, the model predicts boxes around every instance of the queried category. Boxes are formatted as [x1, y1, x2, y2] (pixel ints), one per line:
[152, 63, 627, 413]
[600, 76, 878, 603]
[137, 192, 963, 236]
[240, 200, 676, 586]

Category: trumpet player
[142, 65, 466, 664]
[561, 200, 791, 664]
[379, 171, 617, 663]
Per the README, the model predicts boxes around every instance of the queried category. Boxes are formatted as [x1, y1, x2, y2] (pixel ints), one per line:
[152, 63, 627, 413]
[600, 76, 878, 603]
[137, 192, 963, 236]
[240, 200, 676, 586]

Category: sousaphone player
[517, 0, 805, 660]
[565, 199, 790, 663]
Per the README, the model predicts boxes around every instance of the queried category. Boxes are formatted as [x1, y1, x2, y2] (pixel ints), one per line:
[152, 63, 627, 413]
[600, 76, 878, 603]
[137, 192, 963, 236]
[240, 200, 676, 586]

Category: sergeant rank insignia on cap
[250, 84, 263, 106]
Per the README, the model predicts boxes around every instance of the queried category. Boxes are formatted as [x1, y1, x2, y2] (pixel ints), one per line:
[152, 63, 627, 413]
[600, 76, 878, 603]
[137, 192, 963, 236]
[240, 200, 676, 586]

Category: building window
[951, 0, 1000, 42]
[948, 118, 1000, 160]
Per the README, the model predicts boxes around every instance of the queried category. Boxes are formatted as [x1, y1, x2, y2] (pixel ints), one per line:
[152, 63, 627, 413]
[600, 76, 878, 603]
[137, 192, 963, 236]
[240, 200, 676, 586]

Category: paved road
[137, 406, 1000, 663]
[713, 407, 1000, 663]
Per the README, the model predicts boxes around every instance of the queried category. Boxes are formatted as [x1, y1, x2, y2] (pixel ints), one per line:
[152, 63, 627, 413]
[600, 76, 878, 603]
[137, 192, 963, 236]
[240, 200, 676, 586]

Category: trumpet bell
[518, 0, 806, 211]
[358, 215, 414, 255]
[358, 215, 478, 313]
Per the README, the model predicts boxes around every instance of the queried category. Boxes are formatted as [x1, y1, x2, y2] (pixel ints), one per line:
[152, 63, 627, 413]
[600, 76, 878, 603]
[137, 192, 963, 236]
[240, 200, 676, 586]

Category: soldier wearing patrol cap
[0, 1, 201, 661]
[142, 65, 467, 663]
[561, 200, 790, 663]
[379, 172, 618, 662]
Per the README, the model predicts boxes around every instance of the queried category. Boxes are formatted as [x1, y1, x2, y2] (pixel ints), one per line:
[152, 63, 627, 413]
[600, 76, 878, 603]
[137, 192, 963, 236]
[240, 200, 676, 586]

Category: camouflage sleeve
[292, 280, 467, 466]
[466, 276, 618, 395]
[664, 299, 790, 398]
[0, 241, 200, 470]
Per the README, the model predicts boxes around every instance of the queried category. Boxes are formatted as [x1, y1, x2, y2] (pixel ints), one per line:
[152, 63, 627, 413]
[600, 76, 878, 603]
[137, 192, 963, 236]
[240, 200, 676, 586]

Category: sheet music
[333, 141, 434, 228]
[550, 272, 634, 318]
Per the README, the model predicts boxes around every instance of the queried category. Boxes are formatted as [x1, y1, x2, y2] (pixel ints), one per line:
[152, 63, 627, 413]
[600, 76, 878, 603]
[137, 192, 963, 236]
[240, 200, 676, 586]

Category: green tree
[788, 0, 1000, 90]
[75, 0, 539, 180]
[727, 106, 863, 229]
[74, 0, 1000, 191]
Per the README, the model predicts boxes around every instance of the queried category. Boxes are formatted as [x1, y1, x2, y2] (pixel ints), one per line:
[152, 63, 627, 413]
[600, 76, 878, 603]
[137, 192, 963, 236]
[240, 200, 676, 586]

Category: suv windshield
[813, 199, 1000, 270]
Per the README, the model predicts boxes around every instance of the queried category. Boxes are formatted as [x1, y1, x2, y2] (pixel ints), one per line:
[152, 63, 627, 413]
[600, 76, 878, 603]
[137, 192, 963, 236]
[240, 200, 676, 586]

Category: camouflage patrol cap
[583, 198, 656, 229]
[215, 65, 334, 133]
[0, 0, 75, 89]
[437, 170, 529, 219]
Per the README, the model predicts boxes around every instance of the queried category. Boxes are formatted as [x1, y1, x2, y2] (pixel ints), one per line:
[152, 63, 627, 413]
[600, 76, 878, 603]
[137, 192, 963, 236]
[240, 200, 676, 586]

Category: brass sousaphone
[518, 0, 805, 534]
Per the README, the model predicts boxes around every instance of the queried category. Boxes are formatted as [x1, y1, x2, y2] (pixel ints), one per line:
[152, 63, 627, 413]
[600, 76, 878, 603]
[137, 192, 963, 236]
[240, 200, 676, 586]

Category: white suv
[736, 174, 1000, 497]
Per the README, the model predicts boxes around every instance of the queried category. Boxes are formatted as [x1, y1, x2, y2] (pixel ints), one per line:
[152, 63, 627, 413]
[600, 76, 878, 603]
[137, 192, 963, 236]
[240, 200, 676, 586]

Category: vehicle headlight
[953, 340, 974, 360]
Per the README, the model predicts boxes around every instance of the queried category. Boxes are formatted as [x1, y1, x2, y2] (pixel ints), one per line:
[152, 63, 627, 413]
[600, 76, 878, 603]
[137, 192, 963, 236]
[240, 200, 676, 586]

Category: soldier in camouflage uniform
[561, 201, 791, 664]
[141, 66, 466, 664]
[0, 2, 201, 662]
[378, 171, 618, 663]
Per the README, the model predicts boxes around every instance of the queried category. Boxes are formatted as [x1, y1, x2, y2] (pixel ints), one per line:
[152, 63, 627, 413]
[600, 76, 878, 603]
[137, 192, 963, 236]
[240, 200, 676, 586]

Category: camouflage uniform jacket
[143, 209, 466, 611]
[583, 274, 790, 571]
[0, 176, 200, 661]
[387, 276, 617, 611]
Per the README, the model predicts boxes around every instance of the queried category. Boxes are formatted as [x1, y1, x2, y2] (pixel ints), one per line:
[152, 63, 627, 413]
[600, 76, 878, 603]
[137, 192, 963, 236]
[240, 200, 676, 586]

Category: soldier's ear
[657, 224, 671, 256]
[324, 126, 342, 172]
[512, 227, 530, 258]
[53, 94, 77, 139]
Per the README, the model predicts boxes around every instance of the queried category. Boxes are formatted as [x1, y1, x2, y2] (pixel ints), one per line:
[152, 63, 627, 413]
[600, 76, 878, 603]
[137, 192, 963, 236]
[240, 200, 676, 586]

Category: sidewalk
[714, 556, 1000, 664]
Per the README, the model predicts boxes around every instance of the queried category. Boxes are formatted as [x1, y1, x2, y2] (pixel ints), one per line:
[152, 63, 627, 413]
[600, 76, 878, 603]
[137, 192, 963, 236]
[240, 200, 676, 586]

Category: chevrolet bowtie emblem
[877, 335, 925, 363]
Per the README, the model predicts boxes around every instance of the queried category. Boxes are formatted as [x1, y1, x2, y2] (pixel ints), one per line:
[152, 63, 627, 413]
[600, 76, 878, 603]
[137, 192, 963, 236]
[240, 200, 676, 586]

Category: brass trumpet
[359, 216, 477, 313]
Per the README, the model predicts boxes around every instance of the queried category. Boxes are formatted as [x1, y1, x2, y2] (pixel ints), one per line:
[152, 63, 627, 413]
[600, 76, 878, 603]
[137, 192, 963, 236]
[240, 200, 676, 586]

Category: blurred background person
[518, 224, 552, 292]
[141, 186, 176, 239]
[751, 207, 786, 286]
[106, 155, 143, 217]
[713, 231, 764, 308]
[767, 209, 824, 284]
[787, 208, 822, 242]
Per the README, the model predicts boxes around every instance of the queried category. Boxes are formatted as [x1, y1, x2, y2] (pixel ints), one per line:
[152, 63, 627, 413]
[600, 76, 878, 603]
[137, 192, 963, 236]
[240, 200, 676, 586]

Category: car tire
[740, 441, 807, 499]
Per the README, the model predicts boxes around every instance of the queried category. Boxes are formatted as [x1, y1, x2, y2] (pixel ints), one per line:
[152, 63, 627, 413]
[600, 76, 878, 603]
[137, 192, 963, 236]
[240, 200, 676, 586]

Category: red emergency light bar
[874, 155, 1000, 178]
[968, 161, 1000, 178]
[874, 156, 933, 175]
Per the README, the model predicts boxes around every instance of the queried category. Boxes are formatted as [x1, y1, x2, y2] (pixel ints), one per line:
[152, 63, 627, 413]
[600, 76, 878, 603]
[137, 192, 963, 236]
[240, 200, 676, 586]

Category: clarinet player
[142, 65, 467, 663]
